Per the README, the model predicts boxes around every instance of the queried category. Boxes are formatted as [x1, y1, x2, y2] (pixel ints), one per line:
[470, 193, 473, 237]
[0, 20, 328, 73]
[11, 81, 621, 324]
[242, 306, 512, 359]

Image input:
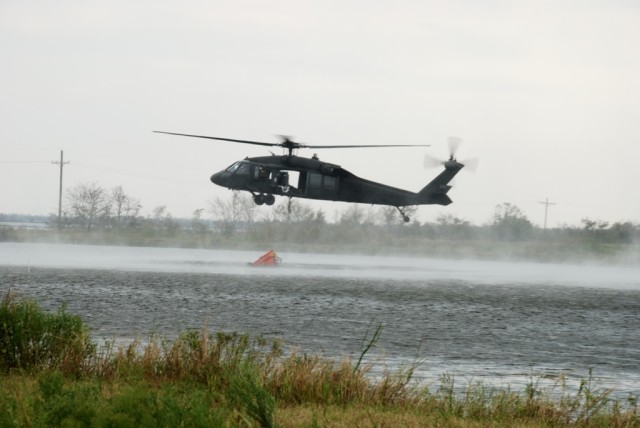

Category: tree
[265, 199, 327, 242]
[208, 191, 257, 236]
[338, 205, 379, 225]
[150, 205, 177, 232]
[110, 185, 141, 228]
[580, 219, 640, 244]
[65, 182, 110, 231]
[191, 208, 209, 234]
[490, 203, 533, 241]
[271, 198, 316, 223]
[380, 206, 398, 226]
[437, 213, 469, 227]
[581, 218, 609, 231]
[434, 213, 473, 240]
[608, 222, 638, 244]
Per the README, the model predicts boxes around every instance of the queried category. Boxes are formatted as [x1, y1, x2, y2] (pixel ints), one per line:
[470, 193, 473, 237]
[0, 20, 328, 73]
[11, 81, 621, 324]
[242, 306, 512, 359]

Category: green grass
[0, 292, 93, 375]
[1, 292, 638, 427]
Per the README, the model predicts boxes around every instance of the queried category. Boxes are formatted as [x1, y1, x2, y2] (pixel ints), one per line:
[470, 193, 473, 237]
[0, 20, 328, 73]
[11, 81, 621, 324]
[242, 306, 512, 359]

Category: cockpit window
[226, 162, 240, 173]
[236, 162, 251, 175]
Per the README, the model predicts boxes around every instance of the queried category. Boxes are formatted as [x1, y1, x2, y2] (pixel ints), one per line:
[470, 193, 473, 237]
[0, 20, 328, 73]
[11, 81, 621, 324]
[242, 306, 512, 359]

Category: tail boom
[418, 160, 464, 205]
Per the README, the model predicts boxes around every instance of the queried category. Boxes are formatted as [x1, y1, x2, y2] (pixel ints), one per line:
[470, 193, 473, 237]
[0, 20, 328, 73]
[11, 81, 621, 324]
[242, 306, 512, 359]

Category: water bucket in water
[250, 250, 282, 266]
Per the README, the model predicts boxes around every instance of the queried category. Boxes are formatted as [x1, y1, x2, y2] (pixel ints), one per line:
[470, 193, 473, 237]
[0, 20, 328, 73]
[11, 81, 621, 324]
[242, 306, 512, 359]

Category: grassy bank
[1, 292, 638, 427]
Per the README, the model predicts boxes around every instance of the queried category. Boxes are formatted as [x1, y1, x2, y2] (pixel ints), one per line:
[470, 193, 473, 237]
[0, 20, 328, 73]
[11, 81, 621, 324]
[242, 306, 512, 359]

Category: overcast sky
[2, 1, 639, 227]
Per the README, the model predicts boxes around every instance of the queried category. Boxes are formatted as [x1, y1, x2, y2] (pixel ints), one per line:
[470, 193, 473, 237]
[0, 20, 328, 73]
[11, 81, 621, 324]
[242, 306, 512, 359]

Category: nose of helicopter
[210, 171, 223, 186]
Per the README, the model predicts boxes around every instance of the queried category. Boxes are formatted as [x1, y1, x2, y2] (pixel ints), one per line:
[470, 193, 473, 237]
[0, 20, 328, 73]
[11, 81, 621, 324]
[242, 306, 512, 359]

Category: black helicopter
[154, 131, 468, 222]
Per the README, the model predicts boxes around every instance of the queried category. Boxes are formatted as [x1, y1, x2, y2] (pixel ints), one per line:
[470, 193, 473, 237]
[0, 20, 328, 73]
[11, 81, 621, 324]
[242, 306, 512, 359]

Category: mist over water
[2, 242, 639, 396]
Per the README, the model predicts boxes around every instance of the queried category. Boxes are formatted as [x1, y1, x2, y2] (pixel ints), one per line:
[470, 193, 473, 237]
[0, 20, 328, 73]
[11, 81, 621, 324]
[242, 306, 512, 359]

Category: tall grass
[0, 291, 93, 375]
[0, 292, 638, 427]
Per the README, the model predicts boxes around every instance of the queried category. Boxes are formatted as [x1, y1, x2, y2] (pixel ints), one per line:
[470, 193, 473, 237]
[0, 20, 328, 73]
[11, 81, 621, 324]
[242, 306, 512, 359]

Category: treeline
[2, 182, 640, 261]
[208, 197, 640, 261]
[1, 182, 189, 246]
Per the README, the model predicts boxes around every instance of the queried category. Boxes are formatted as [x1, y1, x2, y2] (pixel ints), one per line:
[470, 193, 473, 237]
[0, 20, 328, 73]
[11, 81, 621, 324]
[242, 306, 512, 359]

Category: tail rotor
[424, 136, 478, 172]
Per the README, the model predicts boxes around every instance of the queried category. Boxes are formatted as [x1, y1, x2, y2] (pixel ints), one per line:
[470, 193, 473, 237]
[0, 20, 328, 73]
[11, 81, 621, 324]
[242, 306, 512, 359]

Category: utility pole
[538, 197, 556, 230]
[52, 150, 70, 229]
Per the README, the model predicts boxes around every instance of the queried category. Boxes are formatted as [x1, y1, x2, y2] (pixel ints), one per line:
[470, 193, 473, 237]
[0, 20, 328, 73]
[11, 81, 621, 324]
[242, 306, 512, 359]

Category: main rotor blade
[448, 136, 462, 157]
[153, 131, 276, 147]
[155, 131, 430, 150]
[306, 144, 430, 149]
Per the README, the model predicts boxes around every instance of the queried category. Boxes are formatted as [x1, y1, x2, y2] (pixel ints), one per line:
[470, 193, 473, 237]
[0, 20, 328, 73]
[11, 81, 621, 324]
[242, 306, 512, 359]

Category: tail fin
[418, 160, 464, 205]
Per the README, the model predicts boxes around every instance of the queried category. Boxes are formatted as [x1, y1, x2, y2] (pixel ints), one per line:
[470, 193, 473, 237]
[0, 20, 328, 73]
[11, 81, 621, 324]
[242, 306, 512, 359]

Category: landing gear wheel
[264, 194, 275, 206]
[254, 194, 264, 205]
[395, 206, 411, 223]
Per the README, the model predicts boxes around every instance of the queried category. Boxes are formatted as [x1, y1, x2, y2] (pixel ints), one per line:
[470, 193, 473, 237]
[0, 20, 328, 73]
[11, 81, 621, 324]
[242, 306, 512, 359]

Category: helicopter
[154, 131, 469, 222]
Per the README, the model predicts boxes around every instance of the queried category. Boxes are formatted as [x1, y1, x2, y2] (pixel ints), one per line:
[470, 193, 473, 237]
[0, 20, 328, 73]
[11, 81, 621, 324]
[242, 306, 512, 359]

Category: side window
[324, 176, 336, 189]
[253, 166, 270, 180]
[308, 173, 322, 188]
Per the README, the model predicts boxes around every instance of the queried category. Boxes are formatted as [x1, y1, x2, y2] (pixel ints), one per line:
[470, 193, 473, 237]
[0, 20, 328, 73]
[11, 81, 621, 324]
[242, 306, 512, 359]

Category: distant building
[0, 221, 49, 230]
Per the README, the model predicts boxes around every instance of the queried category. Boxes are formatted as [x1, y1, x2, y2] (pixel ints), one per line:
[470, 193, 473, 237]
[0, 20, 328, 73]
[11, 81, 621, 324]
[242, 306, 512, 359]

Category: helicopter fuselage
[210, 154, 463, 208]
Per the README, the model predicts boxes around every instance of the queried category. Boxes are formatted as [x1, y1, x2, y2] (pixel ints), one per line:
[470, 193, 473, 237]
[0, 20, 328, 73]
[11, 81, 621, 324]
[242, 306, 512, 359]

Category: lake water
[2, 242, 639, 397]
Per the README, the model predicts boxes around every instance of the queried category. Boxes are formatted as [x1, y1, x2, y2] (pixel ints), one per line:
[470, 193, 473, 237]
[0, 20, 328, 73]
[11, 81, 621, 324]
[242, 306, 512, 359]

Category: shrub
[0, 292, 93, 374]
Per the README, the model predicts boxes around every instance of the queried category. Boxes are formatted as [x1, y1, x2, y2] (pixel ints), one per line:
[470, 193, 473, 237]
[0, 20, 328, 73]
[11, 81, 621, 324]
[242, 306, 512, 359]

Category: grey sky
[2, 1, 639, 227]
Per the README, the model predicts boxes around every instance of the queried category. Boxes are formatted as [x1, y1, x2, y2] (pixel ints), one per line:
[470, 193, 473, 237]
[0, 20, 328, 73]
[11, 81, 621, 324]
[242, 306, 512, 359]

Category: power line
[0, 160, 51, 164]
[72, 162, 208, 187]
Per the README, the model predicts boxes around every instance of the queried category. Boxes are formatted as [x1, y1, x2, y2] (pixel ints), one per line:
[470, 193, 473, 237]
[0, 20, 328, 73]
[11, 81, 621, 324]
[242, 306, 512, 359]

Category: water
[2, 242, 639, 397]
